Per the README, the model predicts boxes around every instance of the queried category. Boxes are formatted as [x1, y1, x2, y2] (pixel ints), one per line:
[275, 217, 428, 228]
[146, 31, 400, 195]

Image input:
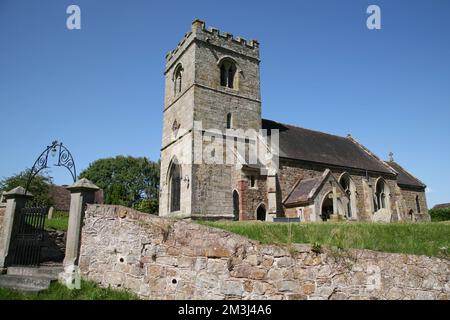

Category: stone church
[159, 19, 430, 223]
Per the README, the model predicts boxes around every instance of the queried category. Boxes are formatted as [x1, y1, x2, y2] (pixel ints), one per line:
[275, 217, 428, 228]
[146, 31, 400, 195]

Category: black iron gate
[10, 206, 47, 266]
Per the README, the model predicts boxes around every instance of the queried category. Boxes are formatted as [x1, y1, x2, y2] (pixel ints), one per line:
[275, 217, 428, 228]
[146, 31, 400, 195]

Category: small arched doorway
[169, 162, 181, 212]
[408, 209, 415, 221]
[321, 192, 333, 221]
[256, 204, 266, 221]
[232, 190, 240, 221]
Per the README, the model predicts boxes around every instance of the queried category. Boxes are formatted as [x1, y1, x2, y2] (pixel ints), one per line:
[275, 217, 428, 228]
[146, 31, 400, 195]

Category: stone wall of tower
[160, 20, 262, 219]
[159, 135, 193, 218]
[191, 21, 261, 218]
[159, 25, 197, 217]
[192, 28, 261, 131]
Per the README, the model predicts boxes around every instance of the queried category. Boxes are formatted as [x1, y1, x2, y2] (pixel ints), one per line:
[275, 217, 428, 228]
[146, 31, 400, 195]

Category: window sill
[219, 85, 239, 93]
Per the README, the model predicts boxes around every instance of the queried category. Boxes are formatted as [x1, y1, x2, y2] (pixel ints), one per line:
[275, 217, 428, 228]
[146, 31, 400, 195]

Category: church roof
[385, 161, 426, 189]
[283, 176, 322, 206]
[432, 203, 450, 209]
[262, 119, 394, 174]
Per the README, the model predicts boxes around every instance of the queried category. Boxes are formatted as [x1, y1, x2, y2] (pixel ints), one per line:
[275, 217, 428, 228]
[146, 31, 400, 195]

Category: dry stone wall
[79, 205, 449, 300]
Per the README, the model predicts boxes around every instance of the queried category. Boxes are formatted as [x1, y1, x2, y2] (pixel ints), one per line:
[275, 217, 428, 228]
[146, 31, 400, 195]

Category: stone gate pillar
[0, 187, 33, 270]
[63, 178, 99, 267]
[60, 178, 98, 287]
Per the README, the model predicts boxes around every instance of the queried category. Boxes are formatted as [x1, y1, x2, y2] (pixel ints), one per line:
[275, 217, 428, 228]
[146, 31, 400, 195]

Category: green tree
[79, 156, 160, 214]
[0, 169, 53, 206]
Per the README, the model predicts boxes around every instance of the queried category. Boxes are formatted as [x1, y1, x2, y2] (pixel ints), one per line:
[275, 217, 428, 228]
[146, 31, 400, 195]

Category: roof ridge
[262, 118, 349, 140]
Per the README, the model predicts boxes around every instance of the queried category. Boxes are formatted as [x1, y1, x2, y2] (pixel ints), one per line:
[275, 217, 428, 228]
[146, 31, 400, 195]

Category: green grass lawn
[44, 211, 69, 232]
[0, 280, 139, 300]
[199, 221, 450, 258]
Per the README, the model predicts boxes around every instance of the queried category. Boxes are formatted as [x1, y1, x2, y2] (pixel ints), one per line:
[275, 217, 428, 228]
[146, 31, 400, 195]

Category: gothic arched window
[375, 179, 388, 211]
[174, 64, 183, 95]
[169, 163, 181, 212]
[219, 59, 237, 89]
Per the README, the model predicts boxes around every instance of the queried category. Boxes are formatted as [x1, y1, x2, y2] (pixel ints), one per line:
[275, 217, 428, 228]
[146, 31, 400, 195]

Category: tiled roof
[386, 161, 426, 188]
[283, 176, 322, 206]
[262, 119, 394, 174]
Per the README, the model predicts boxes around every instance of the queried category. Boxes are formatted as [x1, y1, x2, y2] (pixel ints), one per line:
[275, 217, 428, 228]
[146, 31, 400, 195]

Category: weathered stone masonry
[79, 205, 449, 300]
[0, 208, 5, 236]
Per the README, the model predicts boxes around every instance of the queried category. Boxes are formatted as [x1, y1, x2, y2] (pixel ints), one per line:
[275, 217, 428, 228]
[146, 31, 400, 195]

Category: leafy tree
[79, 156, 160, 214]
[0, 169, 53, 206]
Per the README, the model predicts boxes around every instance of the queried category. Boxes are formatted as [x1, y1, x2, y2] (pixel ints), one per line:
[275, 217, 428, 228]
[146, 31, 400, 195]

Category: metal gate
[10, 206, 47, 266]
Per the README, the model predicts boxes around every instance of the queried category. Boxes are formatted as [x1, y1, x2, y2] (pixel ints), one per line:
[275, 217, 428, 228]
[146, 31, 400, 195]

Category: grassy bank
[0, 280, 139, 300]
[44, 211, 69, 231]
[199, 221, 450, 258]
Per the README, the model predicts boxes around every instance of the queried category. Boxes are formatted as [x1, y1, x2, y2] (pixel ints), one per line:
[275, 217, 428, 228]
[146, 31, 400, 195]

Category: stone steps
[0, 265, 63, 293]
[0, 274, 51, 292]
[7, 265, 63, 278]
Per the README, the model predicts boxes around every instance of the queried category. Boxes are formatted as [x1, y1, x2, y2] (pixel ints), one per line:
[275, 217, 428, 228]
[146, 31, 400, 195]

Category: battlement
[165, 19, 260, 65]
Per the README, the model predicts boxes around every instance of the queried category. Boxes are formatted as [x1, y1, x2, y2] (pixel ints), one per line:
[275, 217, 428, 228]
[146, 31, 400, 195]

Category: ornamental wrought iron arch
[25, 140, 77, 194]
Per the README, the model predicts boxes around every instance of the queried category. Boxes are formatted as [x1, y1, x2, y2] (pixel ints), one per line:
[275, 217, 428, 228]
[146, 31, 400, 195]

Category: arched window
[220, 64, 227, 87]
[232, 190, 240, 221]
[169, 163, 181, 212]
[415, 195, 421, 213]
[375, 179, 388, 211]
[256, 204, 266, 221]
[219, 59, 237, 89]
[226, 113, 232, 129]
[174, 64, 183, 95]
[339, 173, 353, 218]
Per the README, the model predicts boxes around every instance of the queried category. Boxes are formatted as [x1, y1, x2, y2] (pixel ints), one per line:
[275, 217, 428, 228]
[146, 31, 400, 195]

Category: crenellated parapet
[165, 19, 260, 69]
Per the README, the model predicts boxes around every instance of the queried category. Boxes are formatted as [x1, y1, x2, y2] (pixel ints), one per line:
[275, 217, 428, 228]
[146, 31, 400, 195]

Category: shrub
[429, 208, 450, 222]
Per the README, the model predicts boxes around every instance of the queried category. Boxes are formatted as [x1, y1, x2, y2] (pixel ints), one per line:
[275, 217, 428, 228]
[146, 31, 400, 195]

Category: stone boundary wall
[79, 204, 449, 300]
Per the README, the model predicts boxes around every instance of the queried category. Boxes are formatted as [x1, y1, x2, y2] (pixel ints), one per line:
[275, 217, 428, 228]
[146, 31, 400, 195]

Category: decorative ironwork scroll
[25, 141, 77, 193]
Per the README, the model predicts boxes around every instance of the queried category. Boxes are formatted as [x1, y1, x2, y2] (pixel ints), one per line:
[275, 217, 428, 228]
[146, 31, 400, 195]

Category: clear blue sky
[1, 0, 449, 207]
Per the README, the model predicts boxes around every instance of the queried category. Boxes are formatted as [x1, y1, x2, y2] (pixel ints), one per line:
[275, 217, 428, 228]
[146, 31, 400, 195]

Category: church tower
[159, 19, 262, 219]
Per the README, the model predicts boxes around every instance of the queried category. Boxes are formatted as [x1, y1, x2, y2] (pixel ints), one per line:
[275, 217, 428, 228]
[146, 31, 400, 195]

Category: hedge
[429, 208, 450, 222]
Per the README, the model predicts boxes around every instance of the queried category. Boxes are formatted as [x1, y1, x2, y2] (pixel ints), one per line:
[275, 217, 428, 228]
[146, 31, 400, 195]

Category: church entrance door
[321, 193, 334, 221]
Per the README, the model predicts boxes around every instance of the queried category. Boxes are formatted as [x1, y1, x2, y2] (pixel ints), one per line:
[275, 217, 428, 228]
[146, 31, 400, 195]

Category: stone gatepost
[0, 187, 33, 271]
[59, 178, 99, 288]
